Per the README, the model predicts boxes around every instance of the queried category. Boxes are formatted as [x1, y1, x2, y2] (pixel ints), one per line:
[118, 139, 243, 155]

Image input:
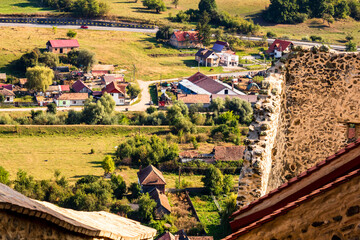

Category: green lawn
[0, 26, 225, 80]
[0, 0, 53, 14]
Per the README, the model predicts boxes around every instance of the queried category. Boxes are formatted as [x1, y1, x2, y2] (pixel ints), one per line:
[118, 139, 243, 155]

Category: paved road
[0, 70, 261, 113]
[0, 23, 157, 33]
[241, 36, 359, 52]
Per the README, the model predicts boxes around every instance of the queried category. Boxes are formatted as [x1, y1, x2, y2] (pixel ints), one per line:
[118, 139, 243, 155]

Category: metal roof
[179, 80, 211, 95]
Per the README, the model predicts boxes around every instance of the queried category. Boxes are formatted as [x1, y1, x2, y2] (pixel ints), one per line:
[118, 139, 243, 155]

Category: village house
[102, 81, 126, 105]
[46, 39, 80, 54]
[148, 188, 171, 219]
[266, 39, 294, 58]
[0, 183, 157, 240]
[178, 80, 211, 95]
[186, 72, 245, 96]
[0, 87, 15, 103]
[212, 41, 231, 53]
[195, 49, 220, 67]
[92, 65, 115, 77]
[137, 165, 166, 194]
[179, 145, 245, 163]
[18, 78, 27, 88]
[211, 94, 258, 105]
[36, 96, 54, 106]
[56, 93, 88, 107]
[218, 52, 239, 67]
[72, 80, 92, 93]
[224, 139, 360, 240]
[0, 84, 13, 91]
[102, 74, 124, 86]
[177, 94, 211, 108]
[169, 31, 202, 49]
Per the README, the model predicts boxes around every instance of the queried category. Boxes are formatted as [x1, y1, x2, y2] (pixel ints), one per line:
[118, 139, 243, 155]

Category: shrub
[0, 166, 10, 185]
[310, 35, 323, 42]
[67, 30, 77, 38]
[266, 31, 276, 38]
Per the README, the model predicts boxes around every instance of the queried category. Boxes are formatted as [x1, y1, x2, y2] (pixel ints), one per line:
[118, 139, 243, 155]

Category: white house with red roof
[46, 39, 80, 54]
[102, 81, 126, 105]
[266, 39, 294, 58]
[169, 31, 202, 49]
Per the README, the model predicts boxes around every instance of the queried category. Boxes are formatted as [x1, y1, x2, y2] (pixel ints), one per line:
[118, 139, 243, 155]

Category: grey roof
[195, 48, 217, 58]
[179, 80, 211, 95]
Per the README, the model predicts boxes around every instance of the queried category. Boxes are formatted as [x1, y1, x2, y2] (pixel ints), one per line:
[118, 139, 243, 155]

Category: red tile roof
[225, 138, 360, 239]
[0, 88, 15, 96]
[213, 146, 245, 161]
[0, 84, 13, 91]
[177, 94, 210, 104]
[47, 39, 79, 48]
[72, 80, 91, 93]
[102, 81, 126, 95]
[137, 165, 166, 186]
[57, 93, 88, 100]
[149, 188, 171, 213]
[156, 232, 176, 240]
[266, 39, 293, 54]
[224, 168, 360, 240]
[60, 85, 70, 92]
[173, 31, 199, 42]
[19, 78, 27, 85]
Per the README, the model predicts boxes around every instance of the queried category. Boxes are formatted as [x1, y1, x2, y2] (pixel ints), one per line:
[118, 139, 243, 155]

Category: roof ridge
[231, 138, 360, 218]
[224, 168, 360, 240]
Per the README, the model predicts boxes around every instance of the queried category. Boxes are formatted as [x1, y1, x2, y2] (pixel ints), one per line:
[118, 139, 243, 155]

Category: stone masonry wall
[0, 210, 104, 240]
[268, 51, 360, 190]
[237, 50, 360, 206]
[236, 174, 360, 240]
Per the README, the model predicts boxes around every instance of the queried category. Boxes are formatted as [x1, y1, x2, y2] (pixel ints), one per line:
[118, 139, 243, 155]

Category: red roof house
[59, 85, 70, 92]
[266, 39, 293, 58]
[102, 81, 126, 105]
[72, 80, 92, 93]
[92, 65, 115, 77]
[223, 139, 360, 240]
[169, 31, 202, 49]
[46, 39, 79, 54]
[137, 165, 166, 194]
[0, 84, 13, 91]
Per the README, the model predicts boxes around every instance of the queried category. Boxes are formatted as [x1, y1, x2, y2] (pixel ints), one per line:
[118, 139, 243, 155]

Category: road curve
[0, 23, 158, 33]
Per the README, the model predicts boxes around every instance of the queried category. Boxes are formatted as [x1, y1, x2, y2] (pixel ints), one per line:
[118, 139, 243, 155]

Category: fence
[0, 17, 154, 29]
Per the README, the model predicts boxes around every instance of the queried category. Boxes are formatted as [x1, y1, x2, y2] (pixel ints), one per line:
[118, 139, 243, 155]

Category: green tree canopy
[138, 193, 157, 221]
[225, 98, 253, 125]
[110, 174, 127, 199]
[198, 0, 217, 13]
[346, 41, 357, 52]
[156, 25, 174, 40]
[26, 66, 54, 92]
[126, 83, 141, 99]
[102, 155, 116, 174]
[67, 29, 77, 38]
[0, 166, 10, 185]
[82, 93, 116, 124]
[143, 0, 166, 13]
[196, 11, 211, 46]
[202, 165, 224, 195]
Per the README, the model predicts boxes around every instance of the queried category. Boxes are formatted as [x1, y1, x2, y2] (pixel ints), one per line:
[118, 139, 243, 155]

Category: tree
[102, 155, 116, 174]
[129, 182, 141, 199]
[225, 98, 253, 125]
[0, 166, 10, 185]
[202, 165, 223, 195]
[210, 97, 225, 112]
[126, 83, 141, 99]
[172, 0, 179, 8]
[143, 0, 166, 13]
[39, 52, 59, 68]
[156, 26, 174, 41]
[77, 49, 96, 72]
[223, 174, 234, 194]
[26, 66, 54, 92]
[220, 193, 237, 232]
[138, 193, 157, 221]
[46, 103, 57, 114]
[322, 13, 334, 27]
[346, 41, 357, 52]
[0, 95, 4, 103]
[346, 34, 354, 42]
[111, 174, 126, 199]
[67, 29, 77, 38]
[198, 0, 217, 14]
[196, 11, 211, 46]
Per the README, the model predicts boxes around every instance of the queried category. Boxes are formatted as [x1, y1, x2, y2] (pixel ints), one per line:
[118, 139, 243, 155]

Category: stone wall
[236, 174, 360, 240]
[268, 51, 360, 190]
[0, 210, 104, 240]
[237, 50, 360, 206]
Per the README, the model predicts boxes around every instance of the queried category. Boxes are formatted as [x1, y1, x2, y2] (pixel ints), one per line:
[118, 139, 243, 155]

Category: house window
[62, 101, 66, 105]
[111, 93, 114, 96]
[82, 101, 85, 104]
[73, 101, 76, 104]
[60, 48, 63, 54]
[6, 97, 9, 101]
[225, 89, 229, 94]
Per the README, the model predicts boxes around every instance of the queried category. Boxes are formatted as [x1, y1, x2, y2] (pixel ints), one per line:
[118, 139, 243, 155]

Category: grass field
[0, 125, 237, 187]
[0, 26, 227, 80]
[0, 0, 53, 14]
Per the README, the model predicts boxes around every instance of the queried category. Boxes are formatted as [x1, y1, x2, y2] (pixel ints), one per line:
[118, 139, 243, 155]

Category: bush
[266, 31, 276, 38]
[310, 35, 323, 42]
[0, 166, 10, 185]
[67, 30, 77, 38]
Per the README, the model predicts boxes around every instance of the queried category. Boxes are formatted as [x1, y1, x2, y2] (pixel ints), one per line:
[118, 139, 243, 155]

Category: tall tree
[26, 66, 54, 92]
[172, 0, 179, 8]
[143, 0, 166, 13]
[0, 166, 10, 185]
[77, 49, 96, 72]
[138, 193, 157, 221]
[198, 0, 217, 13]
[196, 11, 211, 46]
[156, 25, 174, 40]
[102, 155, 115, 175]
[202, 165, 224, 195]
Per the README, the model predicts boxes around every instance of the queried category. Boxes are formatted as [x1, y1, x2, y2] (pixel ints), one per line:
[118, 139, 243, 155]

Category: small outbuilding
[46, 39, 80, 54]
[56, 93, 88, 107]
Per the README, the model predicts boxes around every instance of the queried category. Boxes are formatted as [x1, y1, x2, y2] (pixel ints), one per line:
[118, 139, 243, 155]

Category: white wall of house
[110, 93, 125, 105]
[70, 100, 86, 106]
[4, 96, 14, 103]
[220, 53, 239, 67]
[274, 50, 282, 58]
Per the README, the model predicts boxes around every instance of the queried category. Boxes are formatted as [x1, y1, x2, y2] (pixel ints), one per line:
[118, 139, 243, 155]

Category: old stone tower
[238, 49, 360, 206]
